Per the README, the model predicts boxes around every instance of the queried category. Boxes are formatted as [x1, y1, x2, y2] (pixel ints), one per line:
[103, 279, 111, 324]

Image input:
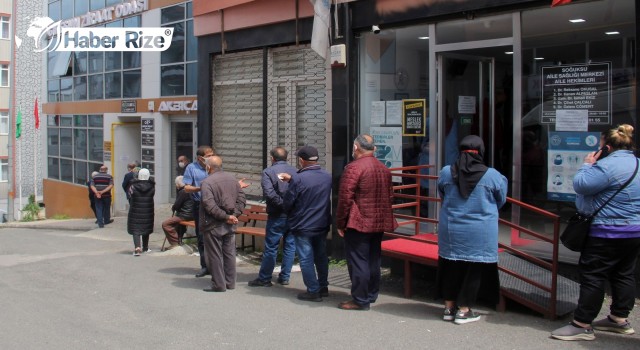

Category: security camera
[372, 25, 380, 34]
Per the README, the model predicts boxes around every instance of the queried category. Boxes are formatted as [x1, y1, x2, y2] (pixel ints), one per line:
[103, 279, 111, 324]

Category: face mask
[178, 162, 185, 168]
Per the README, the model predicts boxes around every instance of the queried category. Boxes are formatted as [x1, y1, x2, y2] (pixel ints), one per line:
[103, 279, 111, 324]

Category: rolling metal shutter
[213, 45, 327, 198]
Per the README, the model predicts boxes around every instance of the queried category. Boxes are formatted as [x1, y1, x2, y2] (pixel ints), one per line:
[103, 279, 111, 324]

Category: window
[1, 16, 10, 40]
[47, 14, 142, 101]
[0, 159, 7, 182]
[47, 114, 103, 184]
[0, 111, 8, 134]
[161, 2, 197, 96]
[1, 64, 9, 87]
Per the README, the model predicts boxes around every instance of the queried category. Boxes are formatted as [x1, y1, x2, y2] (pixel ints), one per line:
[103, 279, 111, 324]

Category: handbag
[561, 158, 639, 251]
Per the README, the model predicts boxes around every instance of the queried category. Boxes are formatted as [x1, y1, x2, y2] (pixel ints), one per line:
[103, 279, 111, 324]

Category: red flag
[551, 0, 572, 7]
[34, 98, 39, 129]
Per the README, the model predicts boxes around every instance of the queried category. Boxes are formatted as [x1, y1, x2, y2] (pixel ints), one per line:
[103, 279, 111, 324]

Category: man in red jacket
[336, 134, 398, 310]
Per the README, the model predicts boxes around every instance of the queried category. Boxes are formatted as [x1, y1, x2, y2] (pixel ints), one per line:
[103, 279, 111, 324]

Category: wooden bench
[161, 205, 268, 252]
[381, 233, 439, 298]
[236, 205, 268, 251]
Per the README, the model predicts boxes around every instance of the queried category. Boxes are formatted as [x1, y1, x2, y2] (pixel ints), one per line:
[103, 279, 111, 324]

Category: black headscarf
[451, 135, 488, 198]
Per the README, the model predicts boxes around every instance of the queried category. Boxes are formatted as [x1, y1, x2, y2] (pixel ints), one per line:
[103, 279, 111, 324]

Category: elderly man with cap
[282, 145, 332, 302]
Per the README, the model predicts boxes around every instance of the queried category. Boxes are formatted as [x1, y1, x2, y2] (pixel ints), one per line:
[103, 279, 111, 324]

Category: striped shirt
[91, 172, 114, 198]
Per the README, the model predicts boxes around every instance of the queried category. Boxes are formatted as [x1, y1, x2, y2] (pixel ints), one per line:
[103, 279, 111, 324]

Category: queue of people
[89, 127, 639, 335]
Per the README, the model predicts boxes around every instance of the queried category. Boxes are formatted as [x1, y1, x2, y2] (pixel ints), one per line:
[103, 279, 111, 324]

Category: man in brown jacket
[336, 134, 398, 310]
[200, 156, 246, 292]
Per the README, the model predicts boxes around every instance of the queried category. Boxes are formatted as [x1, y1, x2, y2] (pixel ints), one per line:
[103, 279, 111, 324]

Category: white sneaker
[454, 309, 481, 324]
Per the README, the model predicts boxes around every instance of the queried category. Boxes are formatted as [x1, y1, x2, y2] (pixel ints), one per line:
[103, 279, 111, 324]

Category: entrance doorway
[170, 121, 195, 198]
[437, 48, 513, 181]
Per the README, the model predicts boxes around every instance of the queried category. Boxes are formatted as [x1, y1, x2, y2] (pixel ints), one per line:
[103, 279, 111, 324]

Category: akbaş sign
[158, 100, 198, 112]
[27, 0, 172, 52]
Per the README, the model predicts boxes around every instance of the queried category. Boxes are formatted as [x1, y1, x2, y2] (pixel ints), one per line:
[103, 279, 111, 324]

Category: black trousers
[436, 257, 499, 307]
[133, 234, 149, 251]
[573, 236, 640, 324]
[193, 201, 206, 269]
[344, 229, 383, 306]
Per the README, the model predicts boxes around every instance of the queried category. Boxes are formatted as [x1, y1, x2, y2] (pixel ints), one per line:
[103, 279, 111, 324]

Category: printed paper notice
[458, 96, 476, 114]
[371, 101, 385, 125]
[386, 100, 402, 125]
[556, 109, 588, 131]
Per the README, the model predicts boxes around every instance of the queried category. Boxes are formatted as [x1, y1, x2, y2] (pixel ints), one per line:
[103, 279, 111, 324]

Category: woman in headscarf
[436, 135, 508, 324]
[127, 168, 155, 256]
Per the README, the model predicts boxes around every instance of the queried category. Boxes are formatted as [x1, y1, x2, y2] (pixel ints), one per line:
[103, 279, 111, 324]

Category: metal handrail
[386, 164, 562, 319]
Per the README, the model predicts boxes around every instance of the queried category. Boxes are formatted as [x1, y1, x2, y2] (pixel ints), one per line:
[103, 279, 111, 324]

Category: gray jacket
[200, 171, 246, 229]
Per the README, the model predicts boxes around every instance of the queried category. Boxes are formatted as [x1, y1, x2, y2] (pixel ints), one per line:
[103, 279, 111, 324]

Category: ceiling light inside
[505, 51, 513, 55]
[418, 36, 429, 40]
[569, 19, 585, 23]
[534, 57, 544, 60]
[605, 31, 620, 35]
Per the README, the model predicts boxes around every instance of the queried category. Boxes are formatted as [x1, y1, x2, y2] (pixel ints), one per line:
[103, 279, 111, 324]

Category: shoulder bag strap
[592, 158, 639, 217]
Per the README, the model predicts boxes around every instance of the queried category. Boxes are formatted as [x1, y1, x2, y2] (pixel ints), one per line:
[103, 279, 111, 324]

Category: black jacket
[127, 179, 155, 235]
[172, 187, 194, 220]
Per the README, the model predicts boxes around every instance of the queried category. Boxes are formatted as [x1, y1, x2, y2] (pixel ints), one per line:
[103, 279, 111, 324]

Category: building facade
[9, 0, 199, 219]
[193, 0, 638, 256]
[0, 0, 13, 205]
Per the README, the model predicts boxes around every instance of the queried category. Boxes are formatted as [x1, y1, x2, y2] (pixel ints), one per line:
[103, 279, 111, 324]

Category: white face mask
[178, 162, 186, 168]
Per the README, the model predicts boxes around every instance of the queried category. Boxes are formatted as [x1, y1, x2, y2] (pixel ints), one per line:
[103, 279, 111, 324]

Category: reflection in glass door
[438, 54, 495, 169]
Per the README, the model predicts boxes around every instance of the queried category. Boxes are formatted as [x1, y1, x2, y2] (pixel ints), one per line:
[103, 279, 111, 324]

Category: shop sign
[141, 133, 154, 146]
[59, 0, 148, 29]
[402, 99, 426, 136]
[141, 148, 154, 162]
[158, 100, 198, 112]
[541, 62, 611, 125]
[141, 118, 154, 132]
[121, 100, 137, 113]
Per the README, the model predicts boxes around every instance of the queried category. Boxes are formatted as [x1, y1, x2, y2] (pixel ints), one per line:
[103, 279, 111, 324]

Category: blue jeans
[95, 196, 111, 226]
[258, 217, 296, 282]
[294, 232, 329, 294]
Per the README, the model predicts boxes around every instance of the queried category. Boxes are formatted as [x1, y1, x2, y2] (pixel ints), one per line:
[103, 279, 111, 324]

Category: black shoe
[98, 225, 104, 228]
[203, 287, 225, 292]
[95, 220, 98, 224]
[248, 278, 273, 287]
[277, 278, 290, 286]
[297, 292, 322, 302]
[195, 268, 210, 278]
[320, 287, 329, 297]
[105, 219, 114, 225]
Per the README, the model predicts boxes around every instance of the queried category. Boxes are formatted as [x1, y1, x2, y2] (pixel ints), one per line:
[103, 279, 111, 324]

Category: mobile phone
[598, 146, 610, 159]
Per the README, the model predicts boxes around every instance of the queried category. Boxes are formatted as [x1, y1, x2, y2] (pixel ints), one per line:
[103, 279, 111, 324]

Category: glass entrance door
[438, 54, 496, 168]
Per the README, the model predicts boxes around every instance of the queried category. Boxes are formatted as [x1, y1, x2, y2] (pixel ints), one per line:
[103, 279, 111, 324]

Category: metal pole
[6, 0, 17, 222]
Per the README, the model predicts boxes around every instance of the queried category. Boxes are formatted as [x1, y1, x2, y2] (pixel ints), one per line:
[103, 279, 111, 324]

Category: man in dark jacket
[282, 145, 332, 302]
[200, 156, 246, 292]
[122, 163, 137, 201]
[162, 175, 194, 250]
[248, 147, 297, 287]
[336, 134, 398, 311]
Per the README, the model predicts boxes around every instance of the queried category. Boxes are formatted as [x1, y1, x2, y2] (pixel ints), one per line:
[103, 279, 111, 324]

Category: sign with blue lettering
[547, 131, 600, 201]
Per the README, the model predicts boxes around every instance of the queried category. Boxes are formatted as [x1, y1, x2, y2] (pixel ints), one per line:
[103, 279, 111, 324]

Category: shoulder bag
[561, 158, 639, 252]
